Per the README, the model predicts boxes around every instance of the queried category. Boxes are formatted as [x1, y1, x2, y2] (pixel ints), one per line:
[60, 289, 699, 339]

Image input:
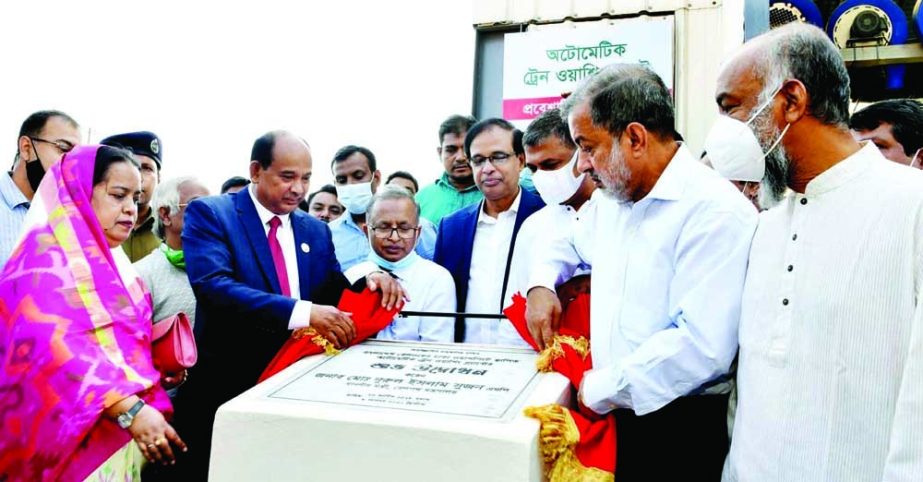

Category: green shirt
[415, 173, 483, 225]
[122, 212, 161, 263]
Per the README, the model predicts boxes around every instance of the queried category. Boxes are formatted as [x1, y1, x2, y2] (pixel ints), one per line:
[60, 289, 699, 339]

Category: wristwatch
[117, 400, 146, 429]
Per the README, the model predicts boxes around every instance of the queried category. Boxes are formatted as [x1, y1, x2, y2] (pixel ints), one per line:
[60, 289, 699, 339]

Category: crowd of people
[2, 22, 923, 482]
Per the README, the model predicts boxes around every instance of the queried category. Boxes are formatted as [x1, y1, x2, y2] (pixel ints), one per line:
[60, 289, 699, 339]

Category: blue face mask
[367, 248, 419, 272]
[366, 226, 419, 271]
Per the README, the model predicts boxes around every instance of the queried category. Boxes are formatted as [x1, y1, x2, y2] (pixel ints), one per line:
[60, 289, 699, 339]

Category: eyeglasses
[30, 137, 75, 154]
[371, 225, 420, 239]
[469, 152, 514, 168]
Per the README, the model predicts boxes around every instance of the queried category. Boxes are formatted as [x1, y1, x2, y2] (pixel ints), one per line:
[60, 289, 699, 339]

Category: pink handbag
[152, 312, 198, 375]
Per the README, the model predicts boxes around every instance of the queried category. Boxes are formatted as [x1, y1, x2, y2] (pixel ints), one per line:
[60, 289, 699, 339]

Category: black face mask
[24, 139, 46, 192]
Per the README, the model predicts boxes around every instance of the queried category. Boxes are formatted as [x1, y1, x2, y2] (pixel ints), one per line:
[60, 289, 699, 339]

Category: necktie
[268, 216, 291, 297]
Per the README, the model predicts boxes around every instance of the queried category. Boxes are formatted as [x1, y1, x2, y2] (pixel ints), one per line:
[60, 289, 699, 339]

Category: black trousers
[613, 393, 730, 482]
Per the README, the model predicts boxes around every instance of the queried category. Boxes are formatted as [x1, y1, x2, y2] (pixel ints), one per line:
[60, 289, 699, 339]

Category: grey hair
[366, 185, 421, 226]
[560, 63, 638, 119]
[756, 23, 851, 127]
[523, 108, 575, 149]
[559, 63, 678, 140]
[588, 65, 677, 139]
[152, 176, 197, 239]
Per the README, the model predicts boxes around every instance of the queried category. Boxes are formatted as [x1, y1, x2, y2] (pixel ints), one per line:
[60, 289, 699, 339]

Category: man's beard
[750, 106, 791, 209]
[597, 146, 632, 202]
[449, 172, 474, 186]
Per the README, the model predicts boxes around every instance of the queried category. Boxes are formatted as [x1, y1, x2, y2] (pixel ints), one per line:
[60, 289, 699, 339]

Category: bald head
[272, 132, 310, 162]
[251, 130, 310, 169]
[717, 23, 851, 127]
[711, 24, 859, 209]
[250, 130, 313, 215]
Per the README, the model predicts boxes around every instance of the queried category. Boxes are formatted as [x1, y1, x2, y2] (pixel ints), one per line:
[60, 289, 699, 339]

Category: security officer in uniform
[101, 131, 163, 262]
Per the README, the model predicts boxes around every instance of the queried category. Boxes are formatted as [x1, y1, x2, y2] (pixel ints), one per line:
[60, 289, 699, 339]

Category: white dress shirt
[0, 172, 30, 270]
[529, 145, 757, 415]
[464, 190, 529, 346]
[354, 256, 456, 342]
[723, 143, 923, 482]
[509, 200, 592, 304]
[248, 186, 311, 330]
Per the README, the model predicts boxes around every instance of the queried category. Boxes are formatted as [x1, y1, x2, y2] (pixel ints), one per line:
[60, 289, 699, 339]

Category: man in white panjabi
[353, 185, 455, 342]
[707, 23, 923, 482]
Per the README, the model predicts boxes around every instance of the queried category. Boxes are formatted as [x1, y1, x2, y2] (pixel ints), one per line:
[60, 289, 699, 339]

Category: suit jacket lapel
[455, 202, 481, 312]
[292, 213, 312, 300]
[235, 191, 282, 294]
[513, 189, 544, 236]
[502, 190, 545, 307]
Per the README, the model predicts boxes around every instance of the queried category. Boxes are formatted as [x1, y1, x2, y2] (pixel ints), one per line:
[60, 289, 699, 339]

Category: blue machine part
[770, 0, 824, 28]
[828, 0, 909, 90]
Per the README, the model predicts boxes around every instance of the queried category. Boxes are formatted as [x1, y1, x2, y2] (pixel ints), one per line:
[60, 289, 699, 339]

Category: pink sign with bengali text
[502, 96, 564, 121]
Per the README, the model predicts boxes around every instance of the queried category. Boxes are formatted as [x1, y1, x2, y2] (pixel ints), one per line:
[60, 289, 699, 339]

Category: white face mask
[531, 151, 586, 205]
[336, 182, 374, 215]
[704, 86, 790, 182]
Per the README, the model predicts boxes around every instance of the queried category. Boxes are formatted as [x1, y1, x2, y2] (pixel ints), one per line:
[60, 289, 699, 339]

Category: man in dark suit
[434, 118, 544, 345]
[174, 131, 403, 480]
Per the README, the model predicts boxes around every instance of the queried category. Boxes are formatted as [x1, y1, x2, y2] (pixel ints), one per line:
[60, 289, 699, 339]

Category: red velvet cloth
[503, 292, 616, 475]
[572, 410, 617, 472]
[504, 293, 591, 345]
[503, 294, 594, 389]
[259, 289, 401, 382]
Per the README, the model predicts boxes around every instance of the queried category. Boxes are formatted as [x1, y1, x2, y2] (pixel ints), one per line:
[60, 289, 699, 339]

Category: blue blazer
[433, 189, 545, 342]
[182, 190, 346, 395]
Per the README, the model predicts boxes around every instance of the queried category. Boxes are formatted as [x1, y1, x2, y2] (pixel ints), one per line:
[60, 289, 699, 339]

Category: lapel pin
[301, 242, 310, 253]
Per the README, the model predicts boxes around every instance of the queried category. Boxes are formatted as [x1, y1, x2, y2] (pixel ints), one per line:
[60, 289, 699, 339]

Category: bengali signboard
[502, 17, 675, 123]
[268, 341, 540, 419]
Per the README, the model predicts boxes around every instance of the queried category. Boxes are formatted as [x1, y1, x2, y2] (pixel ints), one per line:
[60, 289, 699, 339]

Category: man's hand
[526, 286, 562, 350]
[309, 305, 356, 348]
[556, 274, 591, 308]
[367, 271, 409, 310]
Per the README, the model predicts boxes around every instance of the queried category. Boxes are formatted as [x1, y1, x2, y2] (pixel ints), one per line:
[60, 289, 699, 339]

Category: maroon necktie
[267, 216, 291, 297]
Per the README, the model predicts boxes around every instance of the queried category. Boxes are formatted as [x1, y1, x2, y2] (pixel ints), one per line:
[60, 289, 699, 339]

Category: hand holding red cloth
[504, 293, 593, 389]
[504, 292, 616, 482]
[259, 288, 402, 382]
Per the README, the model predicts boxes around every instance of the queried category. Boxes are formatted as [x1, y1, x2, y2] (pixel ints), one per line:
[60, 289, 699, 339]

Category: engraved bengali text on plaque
[268, 341, 541, 419]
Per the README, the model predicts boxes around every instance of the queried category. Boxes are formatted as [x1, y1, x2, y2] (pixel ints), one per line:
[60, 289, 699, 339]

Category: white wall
[0, 0, 476, 194]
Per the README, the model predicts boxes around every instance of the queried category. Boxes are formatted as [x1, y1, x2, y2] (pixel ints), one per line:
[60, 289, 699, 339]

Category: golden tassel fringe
[535, 335, 590, 372]
[291, 328, 341, 356]
[524, 404, 613, 482]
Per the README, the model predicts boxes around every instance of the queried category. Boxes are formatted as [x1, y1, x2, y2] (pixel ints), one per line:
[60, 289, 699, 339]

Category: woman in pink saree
[0, 145, 186, 481]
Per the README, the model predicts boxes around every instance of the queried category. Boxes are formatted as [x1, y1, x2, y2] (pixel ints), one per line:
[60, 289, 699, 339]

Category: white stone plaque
[211, 341, 571, 482]
[268, 341, 540, 419]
